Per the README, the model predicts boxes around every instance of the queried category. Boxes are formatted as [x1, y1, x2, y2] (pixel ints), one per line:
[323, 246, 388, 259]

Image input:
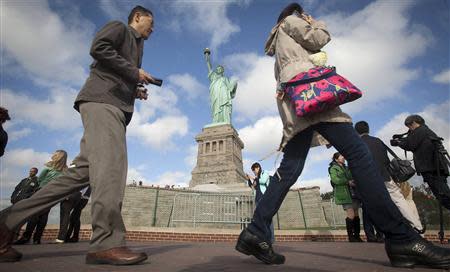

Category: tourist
[0, 5, 156, 265]
[246, 162, 275, 243]
[329, 153, 363, 242]
[235, 2, 450, 268]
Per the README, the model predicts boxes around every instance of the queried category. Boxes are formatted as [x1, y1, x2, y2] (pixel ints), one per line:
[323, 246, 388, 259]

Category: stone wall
[81, 185, 330, 229]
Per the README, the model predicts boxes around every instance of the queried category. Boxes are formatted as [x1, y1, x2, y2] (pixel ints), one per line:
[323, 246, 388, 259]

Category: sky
[1, 0, 449, 201]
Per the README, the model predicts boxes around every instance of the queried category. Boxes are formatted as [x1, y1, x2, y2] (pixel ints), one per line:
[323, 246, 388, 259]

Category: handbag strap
[383, 143, 400, 159]
[283, 67, 336, 88]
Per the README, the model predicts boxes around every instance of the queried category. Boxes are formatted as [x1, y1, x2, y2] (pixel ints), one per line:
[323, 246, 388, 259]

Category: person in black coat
[65, 186, 91, 243]
[355, 121, 425, 240]
[0, 107, 10, 157]
[11, 168, 39, 205]
[392, 115, 450, 210]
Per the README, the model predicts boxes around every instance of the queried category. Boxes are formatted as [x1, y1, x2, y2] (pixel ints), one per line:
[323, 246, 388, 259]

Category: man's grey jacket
[75, 21, 144, 123]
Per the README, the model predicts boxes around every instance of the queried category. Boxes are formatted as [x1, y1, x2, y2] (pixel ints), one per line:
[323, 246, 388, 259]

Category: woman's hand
[301, 13, 315, 25]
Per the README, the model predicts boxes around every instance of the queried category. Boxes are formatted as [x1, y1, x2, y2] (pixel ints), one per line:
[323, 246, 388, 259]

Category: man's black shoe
[13, 238, 30, 245]
[235, 229, 285, 265]
[386, 238, 450, 269]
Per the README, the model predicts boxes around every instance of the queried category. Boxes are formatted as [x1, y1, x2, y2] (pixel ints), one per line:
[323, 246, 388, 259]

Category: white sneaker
[54, 239, 64, 244]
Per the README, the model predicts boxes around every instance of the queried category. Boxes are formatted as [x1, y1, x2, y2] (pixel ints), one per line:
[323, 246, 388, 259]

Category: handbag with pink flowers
[281, 66, 362, 117]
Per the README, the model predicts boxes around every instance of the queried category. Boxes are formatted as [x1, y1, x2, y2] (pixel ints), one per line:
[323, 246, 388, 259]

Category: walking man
[0, 5, 157, 265]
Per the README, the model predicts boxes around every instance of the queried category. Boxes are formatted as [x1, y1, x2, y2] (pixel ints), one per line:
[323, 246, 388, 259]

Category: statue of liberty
[204, 48, 237, 126]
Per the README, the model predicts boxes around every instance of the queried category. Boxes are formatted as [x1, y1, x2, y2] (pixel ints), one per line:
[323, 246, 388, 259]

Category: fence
[321, 198, 348, 228]
[169, 193, 254, 228]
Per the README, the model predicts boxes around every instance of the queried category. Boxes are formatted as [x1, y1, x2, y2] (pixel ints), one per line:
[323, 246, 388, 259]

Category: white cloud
[167, 73, 207, 101]
[127, 166, 189, 187]
[238, 116, 283, 158]
[1, 1, 93, 86]
[170, 1, 242, 50]
[224, 53, 277, 120]
[184, 145, 198, 169]
[138, 85, 181, 121]
[99, 0, 124, 19]
[432, 69, 450, 84]
[8, 128, 32, 142]
[128, 112, 189, 150]
[150, 171, 190, 187]
[1, 88, 81, 130]
[321, 1, 430, 113]
[2, 148, 50, 169]
[127, 167, 149, 184]
[293, 177, 332, 194]
[309, 148, 336, 163]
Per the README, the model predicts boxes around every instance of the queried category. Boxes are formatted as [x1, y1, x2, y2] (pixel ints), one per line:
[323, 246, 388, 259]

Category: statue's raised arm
[204, 48, 212, 76]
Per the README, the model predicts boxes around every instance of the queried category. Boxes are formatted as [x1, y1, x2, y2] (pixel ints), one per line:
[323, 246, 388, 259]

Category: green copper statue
[204, 48, 237, 126]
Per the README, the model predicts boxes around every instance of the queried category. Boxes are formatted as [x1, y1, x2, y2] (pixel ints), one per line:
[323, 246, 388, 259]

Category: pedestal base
[189, 124, 246, 188]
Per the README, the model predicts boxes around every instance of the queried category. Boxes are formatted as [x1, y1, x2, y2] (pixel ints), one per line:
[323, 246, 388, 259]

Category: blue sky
[1, 0, 449, 200]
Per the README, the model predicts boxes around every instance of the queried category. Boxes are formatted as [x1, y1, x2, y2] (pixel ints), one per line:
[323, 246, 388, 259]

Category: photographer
[355, 121, 423, 236]
[391, 115, 450, 210]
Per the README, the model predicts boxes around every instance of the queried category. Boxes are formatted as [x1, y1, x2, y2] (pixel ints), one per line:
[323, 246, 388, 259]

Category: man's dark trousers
[422, 172, 450, 210]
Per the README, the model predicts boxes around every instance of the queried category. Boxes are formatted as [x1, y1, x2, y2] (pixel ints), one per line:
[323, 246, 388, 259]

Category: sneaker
[235, 228, 285, 265]
[55, 239, 64, 244]
[385, 237, 450, 269]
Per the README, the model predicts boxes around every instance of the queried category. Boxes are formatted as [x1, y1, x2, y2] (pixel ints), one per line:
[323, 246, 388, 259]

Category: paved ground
[0, 241, 449, 272]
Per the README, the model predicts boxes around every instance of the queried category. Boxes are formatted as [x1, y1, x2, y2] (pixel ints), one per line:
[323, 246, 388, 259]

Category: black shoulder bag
[384, 144, 416, 183]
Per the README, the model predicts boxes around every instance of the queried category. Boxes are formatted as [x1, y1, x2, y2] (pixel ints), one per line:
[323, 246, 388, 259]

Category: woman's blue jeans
[247, 122, 420, 243]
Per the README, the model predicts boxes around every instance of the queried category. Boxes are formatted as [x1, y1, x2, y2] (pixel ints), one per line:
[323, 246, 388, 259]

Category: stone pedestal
[189, 124, 246, 187]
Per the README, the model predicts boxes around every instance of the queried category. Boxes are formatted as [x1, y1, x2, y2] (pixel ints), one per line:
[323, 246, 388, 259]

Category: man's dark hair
[128, 5, 153, 24]
[354, 121, 369, 135]
[31, 167, 38, 173]
[0, 107, 10, 123]
[404, 114, 425, 126]
[277, 3, 303, 23]
[251, 162, 261, 171]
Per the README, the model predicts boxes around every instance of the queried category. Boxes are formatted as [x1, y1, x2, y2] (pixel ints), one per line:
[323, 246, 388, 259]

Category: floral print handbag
[281, 66, 362, 117]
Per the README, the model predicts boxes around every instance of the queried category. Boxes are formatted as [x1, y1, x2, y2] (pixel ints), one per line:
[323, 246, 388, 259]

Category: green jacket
[38, 167, 63, 188]
[329, 162, 353, 205]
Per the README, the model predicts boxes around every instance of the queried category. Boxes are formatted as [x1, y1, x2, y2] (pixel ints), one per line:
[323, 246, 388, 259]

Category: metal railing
[169, 193, 255, 228]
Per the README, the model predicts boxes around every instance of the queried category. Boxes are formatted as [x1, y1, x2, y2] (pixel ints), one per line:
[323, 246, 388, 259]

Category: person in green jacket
[14, 150, 68, 245]
[329, 152, 363, 242]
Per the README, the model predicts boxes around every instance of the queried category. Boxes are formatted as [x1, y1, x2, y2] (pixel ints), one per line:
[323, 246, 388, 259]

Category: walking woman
[235, 2, 450, 269]
[15, 150, 68, 244]
[329, 152, 362, 242]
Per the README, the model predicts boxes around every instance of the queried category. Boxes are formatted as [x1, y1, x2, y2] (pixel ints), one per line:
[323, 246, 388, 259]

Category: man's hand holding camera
[136, 84, 148, 100]
[136, 69, 164, 100]
[390, 133, 408, 147]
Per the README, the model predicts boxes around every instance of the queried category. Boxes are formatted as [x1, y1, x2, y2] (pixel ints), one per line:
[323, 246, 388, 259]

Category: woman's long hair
[277, 2, 303, 23]
[45, 150, 68, 171]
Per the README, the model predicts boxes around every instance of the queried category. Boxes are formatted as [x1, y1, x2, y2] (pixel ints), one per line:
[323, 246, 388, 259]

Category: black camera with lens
[390, 132, 409, 147]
